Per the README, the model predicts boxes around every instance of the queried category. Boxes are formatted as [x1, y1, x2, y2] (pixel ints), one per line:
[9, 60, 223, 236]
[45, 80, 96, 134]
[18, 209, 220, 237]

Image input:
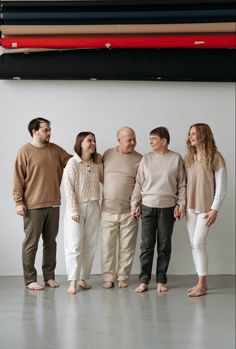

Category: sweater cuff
[176, 202, 186, 210]
[15, 201, 24, 207]
[69, 209, 80, 217]
[210, 203, 220, 211]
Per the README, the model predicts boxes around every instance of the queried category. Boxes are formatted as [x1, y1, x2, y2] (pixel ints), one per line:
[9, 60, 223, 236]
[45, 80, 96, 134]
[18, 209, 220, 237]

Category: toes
[103, 282, 114, 289]
[118, 281, 128, 288]
[157, 283, 168, 292]
[67, 287, 76, 295]
[26, 282, 43, 291]
[187, 284, 207, 296]
[46, 279, 59, 288]
[78, 280, 91, 289]
[135, 283, 148, 293]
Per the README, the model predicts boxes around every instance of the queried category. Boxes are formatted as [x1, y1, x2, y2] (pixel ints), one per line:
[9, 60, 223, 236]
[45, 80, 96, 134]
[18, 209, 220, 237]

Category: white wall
[0, 79, 235, 276]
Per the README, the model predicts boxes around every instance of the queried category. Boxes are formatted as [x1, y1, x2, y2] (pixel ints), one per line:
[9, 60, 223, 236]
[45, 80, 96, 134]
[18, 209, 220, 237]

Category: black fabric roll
[1, 0, 236, 10]
[0, 48, 235, 81]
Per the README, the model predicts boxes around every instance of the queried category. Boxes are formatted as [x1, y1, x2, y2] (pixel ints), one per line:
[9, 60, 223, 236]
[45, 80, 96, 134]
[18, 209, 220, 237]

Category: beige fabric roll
[3, 48, 78, 54]
[1, 22, 235, 35]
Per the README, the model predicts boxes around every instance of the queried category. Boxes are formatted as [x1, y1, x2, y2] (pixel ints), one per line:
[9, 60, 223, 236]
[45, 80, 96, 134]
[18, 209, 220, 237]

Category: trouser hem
[43, 274, 55, 283]
[156, 279, 167, 284]
[139, 279, 150, 285]
[25, 279, 37, 286]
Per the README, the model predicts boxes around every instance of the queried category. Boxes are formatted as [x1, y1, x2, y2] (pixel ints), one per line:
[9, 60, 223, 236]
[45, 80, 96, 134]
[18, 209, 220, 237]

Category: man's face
[118, 131, 136, 154]
[34, 122, 51, 144]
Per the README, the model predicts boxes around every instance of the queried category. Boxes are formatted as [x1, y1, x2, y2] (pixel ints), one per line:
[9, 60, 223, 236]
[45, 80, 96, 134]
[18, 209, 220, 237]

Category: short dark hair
[74, 132, 97, 161]
[28, 117, 50, 137]
[150, 127, 170, 144]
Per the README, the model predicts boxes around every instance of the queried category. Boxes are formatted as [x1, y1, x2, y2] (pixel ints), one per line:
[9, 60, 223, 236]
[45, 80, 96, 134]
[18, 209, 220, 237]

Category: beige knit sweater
[63, 153, 103, 216]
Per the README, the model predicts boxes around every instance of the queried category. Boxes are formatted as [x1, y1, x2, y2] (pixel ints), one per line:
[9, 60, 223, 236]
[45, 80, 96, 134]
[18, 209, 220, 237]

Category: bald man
[101, 127, 142, 288]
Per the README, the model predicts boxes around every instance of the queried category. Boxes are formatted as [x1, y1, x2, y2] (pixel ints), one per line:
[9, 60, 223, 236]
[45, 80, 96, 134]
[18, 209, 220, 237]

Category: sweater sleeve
[99, 163, 104, 184]
[13, 149, 27, 206]
[211, 166, 227, 211]
[176, 156, 186, 209]
[63, 161, 80, 216]
[61, 148, 72, 168]
[130, 159, 144, 210]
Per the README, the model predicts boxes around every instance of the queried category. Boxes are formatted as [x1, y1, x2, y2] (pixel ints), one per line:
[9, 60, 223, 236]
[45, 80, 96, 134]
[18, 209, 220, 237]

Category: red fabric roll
[0, 34, 236, 48]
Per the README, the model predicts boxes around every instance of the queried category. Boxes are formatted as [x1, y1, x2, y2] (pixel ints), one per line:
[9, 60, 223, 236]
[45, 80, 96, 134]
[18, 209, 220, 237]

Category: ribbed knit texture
[63, 153, 103, 216]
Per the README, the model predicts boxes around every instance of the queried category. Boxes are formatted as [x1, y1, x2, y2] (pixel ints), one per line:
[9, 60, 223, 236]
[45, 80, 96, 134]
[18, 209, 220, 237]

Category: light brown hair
[185, 123, 218, 170]
[74, 132, 97, 161]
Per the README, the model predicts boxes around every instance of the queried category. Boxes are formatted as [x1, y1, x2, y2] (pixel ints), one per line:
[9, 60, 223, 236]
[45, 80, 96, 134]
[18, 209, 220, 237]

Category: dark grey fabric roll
[1, 9, 235, 25]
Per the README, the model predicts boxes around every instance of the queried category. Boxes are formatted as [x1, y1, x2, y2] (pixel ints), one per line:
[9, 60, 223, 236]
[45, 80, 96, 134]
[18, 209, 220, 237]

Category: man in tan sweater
[101, 127, 142, 288]
[13, 117, 71, 290]
[131, 127, 186, 293]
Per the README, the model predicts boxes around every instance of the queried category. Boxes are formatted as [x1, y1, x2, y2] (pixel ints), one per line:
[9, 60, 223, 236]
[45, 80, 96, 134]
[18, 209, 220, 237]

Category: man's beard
[41, 138, 50, 144]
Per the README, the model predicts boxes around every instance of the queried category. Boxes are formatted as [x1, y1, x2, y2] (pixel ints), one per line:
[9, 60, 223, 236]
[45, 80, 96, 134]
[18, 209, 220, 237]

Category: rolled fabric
[0, 48, 235, 81]
[1, 0, 236, 10]
[2, 48, 64, 54]
[1, 35, 236, 48]
[1, 22, 236, 36]
[1, 9, 235, 25]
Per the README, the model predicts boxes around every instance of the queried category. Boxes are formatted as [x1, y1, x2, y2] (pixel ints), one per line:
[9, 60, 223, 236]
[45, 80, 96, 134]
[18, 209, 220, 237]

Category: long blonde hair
[185, 123, 218, 170]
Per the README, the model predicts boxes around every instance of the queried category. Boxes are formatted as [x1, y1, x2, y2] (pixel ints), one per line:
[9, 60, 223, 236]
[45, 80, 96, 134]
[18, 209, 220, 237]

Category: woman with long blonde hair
[185, 123, 227, 297]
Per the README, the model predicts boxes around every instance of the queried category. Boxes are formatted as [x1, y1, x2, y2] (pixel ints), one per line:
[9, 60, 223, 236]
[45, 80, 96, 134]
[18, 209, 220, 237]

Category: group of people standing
[13, 118, 227, 298]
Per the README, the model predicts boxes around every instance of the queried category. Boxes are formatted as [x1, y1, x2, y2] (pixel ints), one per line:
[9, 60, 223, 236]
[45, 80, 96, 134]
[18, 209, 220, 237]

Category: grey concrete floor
[0, 275, 234, 349]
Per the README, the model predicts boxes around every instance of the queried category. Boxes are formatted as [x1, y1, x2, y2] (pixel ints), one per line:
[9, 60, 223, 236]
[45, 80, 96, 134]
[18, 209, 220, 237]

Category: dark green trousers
[22, 207, 59, 285]
[139, 205, 175, 284]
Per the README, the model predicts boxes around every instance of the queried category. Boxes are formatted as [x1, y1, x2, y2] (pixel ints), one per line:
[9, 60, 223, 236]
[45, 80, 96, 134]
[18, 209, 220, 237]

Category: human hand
[174, 205, 185, 221]
[72, 215, 80, 222]
[94, 153, 103, 164]
[131, 207, 140, 219]
[178, 208, 185, 220]
[16, 204, 26, 216]
[204, 210, 217, 227]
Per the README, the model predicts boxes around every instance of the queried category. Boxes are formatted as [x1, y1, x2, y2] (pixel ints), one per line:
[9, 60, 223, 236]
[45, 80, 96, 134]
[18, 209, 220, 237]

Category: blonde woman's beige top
[185, 151, 226, 213]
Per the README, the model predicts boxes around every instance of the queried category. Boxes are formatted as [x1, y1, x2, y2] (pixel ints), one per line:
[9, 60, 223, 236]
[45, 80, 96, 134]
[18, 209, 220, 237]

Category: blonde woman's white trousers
[186, 210, 209, 276]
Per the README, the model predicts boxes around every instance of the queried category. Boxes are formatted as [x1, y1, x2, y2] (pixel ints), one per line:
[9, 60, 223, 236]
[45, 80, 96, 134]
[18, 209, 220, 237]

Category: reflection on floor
[0, 275, 234, 349]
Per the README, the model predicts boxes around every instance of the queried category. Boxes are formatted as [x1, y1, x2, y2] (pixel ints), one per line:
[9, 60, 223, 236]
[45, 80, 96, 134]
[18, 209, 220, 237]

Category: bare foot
[26, 282, 44, 291]
[46, 279, 60, 288]
[102, 281, 114, 289]
[188, 286, 207, 297]
[188, 285, 198, 293]
[118, 280, 128, 288]
[135, 283, 149, 293]
[67, 281, 76, 295]
[77, 279, 91, 289]
[157, 283, 168, 293]
[188, 284, 208, 293]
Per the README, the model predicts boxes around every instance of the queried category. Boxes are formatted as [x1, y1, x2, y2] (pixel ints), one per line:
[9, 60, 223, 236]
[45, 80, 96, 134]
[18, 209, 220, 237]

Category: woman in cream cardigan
[63, 132, 103, 295]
